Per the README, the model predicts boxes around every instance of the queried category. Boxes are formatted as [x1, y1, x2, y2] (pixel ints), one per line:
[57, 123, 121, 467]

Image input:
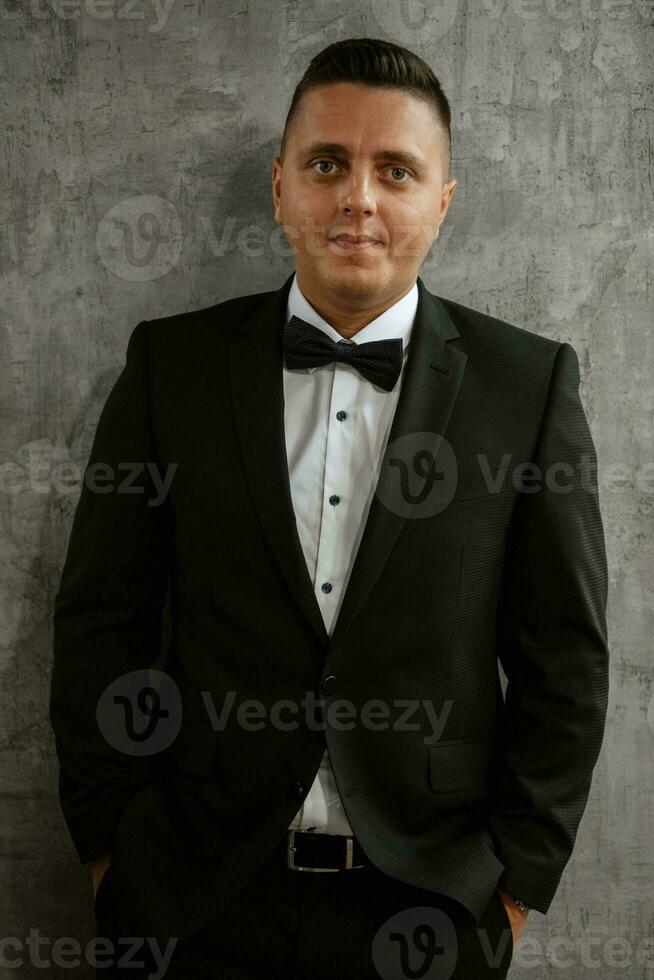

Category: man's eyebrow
[297, 142, 427, 171]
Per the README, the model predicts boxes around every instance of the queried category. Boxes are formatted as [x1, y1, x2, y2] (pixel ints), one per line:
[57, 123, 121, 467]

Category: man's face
[272, 82, 456, 306]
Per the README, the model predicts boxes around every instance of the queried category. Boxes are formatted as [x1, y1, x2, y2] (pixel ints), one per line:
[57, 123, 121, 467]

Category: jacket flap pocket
[428, 736, 494, 793]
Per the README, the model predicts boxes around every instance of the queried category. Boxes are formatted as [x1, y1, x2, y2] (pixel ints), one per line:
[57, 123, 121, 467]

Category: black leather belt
[286, 830, 370, 872]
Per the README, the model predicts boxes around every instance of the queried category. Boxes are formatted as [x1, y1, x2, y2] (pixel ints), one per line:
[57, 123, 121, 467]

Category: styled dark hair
[280, 37, 452, 175]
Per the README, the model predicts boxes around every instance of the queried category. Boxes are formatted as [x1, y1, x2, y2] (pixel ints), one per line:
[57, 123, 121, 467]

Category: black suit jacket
[50, 272, 609, 942]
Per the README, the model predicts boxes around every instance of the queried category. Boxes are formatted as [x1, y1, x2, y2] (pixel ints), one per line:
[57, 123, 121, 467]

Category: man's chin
[320, 263, 389, 299]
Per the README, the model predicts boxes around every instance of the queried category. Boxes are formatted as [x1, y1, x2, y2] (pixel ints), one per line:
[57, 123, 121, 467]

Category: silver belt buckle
[286, 830, 364, 872]
[344, 836, 364, 870]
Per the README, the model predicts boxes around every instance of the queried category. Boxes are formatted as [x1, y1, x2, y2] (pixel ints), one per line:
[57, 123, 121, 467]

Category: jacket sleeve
[49, 319, 173, 866]
[488, 341, 610, 913]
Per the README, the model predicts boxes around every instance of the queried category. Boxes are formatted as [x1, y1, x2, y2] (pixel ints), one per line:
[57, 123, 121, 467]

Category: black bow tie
[282, 315, 403, 392]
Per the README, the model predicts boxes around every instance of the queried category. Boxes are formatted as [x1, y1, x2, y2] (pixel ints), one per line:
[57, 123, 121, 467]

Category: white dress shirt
[284, 271, 419, 836]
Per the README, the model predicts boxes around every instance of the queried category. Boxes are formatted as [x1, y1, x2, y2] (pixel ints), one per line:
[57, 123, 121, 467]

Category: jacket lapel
[328, 279, 466, 648]
[229, 273, 329, 645]
[228, 273, 467, 651]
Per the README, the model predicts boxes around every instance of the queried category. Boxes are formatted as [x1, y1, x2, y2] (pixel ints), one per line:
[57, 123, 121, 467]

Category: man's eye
[310, 161, 412, 181]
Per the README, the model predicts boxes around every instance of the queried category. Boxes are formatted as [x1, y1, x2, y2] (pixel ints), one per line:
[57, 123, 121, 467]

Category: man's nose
[340, 171, 377, 215]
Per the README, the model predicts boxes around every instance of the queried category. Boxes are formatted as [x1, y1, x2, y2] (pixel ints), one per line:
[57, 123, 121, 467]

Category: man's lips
[329, 235, 384, 251]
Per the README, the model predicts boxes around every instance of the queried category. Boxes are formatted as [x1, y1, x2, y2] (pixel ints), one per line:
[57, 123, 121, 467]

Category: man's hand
[89, 853, 112, 900]
[498, 888, 529, 947]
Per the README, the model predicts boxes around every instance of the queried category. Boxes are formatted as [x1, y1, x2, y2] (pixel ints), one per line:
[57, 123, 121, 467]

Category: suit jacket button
[295, 781, 305, 799]
[321, 675, 337, 696]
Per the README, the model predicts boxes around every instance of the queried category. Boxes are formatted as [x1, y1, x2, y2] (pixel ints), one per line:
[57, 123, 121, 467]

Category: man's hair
[280, 37, 452, 175]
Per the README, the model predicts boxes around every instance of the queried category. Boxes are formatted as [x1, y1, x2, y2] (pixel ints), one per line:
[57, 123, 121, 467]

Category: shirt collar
[285, 272, 418, 372]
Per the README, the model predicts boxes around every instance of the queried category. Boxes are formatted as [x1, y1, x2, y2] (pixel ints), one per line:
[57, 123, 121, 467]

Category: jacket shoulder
[142, 286, 276, 340]
[436, 294, 561, 357]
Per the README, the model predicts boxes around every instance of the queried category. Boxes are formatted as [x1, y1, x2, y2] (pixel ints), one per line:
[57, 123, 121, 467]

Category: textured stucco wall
[1, 1, 652, 976]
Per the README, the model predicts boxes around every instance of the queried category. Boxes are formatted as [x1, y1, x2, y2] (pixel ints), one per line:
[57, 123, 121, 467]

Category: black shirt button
[321, 675, 337, 696]
[321, 582, 332, 594]
[329, 494, 340, 505]
[336, 410, 348, 421]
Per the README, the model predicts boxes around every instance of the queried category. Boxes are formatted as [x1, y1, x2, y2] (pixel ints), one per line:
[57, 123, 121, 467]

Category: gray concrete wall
[1, 1, 651, 976]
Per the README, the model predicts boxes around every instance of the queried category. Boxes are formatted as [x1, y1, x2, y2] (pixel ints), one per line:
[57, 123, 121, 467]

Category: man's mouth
[329, 234, 384, 251]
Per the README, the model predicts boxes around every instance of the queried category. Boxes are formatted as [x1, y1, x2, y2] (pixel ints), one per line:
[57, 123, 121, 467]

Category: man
[50, 37, 610, 979]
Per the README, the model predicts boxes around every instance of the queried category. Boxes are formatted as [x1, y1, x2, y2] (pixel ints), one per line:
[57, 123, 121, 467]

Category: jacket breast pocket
[427, 736, 494, 794]
[165, 720, 220, 779]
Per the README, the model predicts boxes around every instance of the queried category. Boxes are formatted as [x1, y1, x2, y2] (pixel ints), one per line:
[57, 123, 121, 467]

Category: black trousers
[94, 832, 514, 979]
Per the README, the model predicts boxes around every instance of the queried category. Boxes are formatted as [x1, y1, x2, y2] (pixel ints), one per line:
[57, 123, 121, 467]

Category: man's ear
[272, 156, 282, 223]
[437, 177, 457, 233]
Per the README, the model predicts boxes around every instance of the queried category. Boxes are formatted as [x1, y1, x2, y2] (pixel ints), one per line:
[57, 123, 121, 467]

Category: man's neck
[295, 276, 417, 340]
